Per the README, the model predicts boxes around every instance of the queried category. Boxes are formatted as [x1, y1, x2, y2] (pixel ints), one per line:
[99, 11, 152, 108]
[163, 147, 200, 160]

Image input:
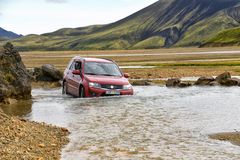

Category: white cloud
[46, 0, 67, 3]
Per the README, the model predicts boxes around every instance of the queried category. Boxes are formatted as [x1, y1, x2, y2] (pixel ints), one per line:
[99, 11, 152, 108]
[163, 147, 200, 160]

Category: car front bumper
[86, 87, 134, 97]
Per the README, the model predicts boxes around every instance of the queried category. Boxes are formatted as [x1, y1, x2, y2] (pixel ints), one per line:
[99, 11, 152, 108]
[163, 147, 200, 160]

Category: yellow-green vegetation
[203, 27, 240, 47]
[3, 0, 240, 51]
[132, 36, 165, 49]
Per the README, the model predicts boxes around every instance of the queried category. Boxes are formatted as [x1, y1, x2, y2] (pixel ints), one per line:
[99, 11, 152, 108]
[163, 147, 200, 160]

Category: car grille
[101, 84, 123, 90]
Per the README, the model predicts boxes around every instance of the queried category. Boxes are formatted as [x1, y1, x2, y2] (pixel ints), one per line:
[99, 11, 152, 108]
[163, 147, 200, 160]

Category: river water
[1, 86, 240, 160]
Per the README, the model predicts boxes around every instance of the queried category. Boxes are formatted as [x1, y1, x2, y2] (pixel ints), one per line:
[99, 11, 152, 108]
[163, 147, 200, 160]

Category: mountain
[0, 27, 22, 40]
[4, 0, 240, 50]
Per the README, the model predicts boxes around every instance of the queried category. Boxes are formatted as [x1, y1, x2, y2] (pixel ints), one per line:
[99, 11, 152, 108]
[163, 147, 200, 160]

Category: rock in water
[42, 64, 63, 81]
[219, 78, 240, 86]
[32, 64, 62, 82]
[215, 72, 231, 83]
[195, 77, 215, 85]
[0, 43, 31, 103]
[178, 82, 192, 88]
[166, 78, 181, 87]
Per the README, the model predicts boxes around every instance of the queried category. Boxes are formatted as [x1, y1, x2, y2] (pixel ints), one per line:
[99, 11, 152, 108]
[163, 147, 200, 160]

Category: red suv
[62, 57, 134, 97]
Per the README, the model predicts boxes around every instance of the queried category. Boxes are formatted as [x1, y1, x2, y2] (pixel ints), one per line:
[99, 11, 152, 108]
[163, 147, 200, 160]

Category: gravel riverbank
[0, 109, 69, 159]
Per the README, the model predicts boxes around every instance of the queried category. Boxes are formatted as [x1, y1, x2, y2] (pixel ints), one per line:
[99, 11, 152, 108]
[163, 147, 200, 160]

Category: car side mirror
[72, 70, 81, 75]
[124, 73, 130, 78]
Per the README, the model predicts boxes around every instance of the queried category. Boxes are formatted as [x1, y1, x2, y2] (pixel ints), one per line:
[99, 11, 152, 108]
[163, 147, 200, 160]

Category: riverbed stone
[32, 65, 63, 82]
[219, 78, 240, 86]
[0, 43, 31, 103]
[195, 76, 215, 85]
[178, 82, 192, 88]
[42, 64, 63, 81]
[166, 78, 181, 87]
[215, 72, 231, 83]
[208, 81, 219, 86]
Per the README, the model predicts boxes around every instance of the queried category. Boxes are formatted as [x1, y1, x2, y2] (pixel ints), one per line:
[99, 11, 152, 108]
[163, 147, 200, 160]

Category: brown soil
[209, 132, 240, 146]
[0, 109, 69, 159]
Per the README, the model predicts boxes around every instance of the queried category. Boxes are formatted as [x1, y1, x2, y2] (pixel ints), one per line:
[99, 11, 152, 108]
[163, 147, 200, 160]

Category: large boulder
[32, 65, 63, 82]
[195, 77, 215, 86]
[214, 72, 240, 86]
[215, 72, 231, 83]
[42, 64, 62, 81]
[0, 43, 31, 103]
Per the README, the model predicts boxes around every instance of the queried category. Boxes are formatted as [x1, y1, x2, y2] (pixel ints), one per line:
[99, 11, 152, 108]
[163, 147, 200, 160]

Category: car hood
[85, 75, 130, 85]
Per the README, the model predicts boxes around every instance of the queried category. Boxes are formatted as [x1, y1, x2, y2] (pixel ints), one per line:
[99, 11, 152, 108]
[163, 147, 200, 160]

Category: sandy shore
[0, 109, 69, 159]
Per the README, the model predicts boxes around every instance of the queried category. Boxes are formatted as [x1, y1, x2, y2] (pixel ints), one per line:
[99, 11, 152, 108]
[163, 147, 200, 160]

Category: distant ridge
[0, 27, 22, 40]
[3, 0, 240, 50]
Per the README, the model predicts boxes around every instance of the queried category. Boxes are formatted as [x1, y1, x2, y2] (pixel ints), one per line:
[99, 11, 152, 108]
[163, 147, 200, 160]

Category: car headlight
[89, 82, 101, 88]
[123, 84, 132, 90]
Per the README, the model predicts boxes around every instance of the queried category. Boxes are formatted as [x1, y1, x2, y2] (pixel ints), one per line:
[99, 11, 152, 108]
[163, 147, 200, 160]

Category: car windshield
[84, 62, 122, 76]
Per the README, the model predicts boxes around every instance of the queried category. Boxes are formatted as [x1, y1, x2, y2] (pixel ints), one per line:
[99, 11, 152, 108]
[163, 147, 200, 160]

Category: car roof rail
[73, 56, 84, 61]
[102, 58, 116, 63]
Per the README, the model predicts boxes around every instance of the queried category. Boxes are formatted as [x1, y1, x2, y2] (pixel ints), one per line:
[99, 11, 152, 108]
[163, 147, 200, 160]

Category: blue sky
[0, 0, 158, 35]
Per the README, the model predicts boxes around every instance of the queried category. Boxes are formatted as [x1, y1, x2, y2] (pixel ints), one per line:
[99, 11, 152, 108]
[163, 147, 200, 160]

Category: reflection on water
[0, 100, 32, 117]
[2, 86, 240, 159]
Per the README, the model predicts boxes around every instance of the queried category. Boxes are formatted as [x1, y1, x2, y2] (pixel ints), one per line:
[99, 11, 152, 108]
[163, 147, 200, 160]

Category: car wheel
[79, 86, 85, 98]
[62, 81, 68, 95]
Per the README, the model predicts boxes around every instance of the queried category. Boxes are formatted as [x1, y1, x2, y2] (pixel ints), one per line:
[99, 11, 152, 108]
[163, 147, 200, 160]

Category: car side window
[75, 61, 82, 70]
[69, 62, 75, 70]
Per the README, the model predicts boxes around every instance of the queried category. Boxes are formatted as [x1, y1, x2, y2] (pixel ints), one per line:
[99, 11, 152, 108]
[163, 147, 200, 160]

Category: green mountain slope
[4, 0, 240, 50]
[201, 27, 240, 47]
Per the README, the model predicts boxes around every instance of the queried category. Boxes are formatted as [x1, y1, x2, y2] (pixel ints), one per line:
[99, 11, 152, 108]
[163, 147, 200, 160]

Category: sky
[0, 0, 158, 35]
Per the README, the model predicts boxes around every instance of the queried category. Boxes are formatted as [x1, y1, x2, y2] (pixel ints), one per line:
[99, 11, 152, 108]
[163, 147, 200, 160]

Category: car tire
[79, 86, 85, 98]
[62, 81, 68, 95]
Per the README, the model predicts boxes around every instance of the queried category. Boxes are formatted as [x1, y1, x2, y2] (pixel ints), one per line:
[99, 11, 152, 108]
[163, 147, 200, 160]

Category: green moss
[5, 73, 15, 83]
[205, 27, 240, 44]
[131, 36, 165, 49]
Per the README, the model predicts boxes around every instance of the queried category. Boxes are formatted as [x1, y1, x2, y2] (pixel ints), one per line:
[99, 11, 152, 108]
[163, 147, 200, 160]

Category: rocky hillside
[0, 27, 22, 40]
[4, 0, 240, 50]
[0, 43, 31, 103]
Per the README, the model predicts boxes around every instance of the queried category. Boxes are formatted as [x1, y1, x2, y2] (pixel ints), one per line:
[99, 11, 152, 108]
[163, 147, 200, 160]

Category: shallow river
[1, 86, 240, 160]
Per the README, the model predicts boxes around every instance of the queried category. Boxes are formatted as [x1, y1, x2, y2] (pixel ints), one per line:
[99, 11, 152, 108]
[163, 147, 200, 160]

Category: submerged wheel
[79, 86, 85, 98]
[62, 81, 68, 95]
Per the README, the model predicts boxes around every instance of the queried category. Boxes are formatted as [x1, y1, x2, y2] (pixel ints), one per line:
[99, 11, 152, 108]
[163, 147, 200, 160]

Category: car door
[66, 61, 75, 95]
[68, 61, 83, 96]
